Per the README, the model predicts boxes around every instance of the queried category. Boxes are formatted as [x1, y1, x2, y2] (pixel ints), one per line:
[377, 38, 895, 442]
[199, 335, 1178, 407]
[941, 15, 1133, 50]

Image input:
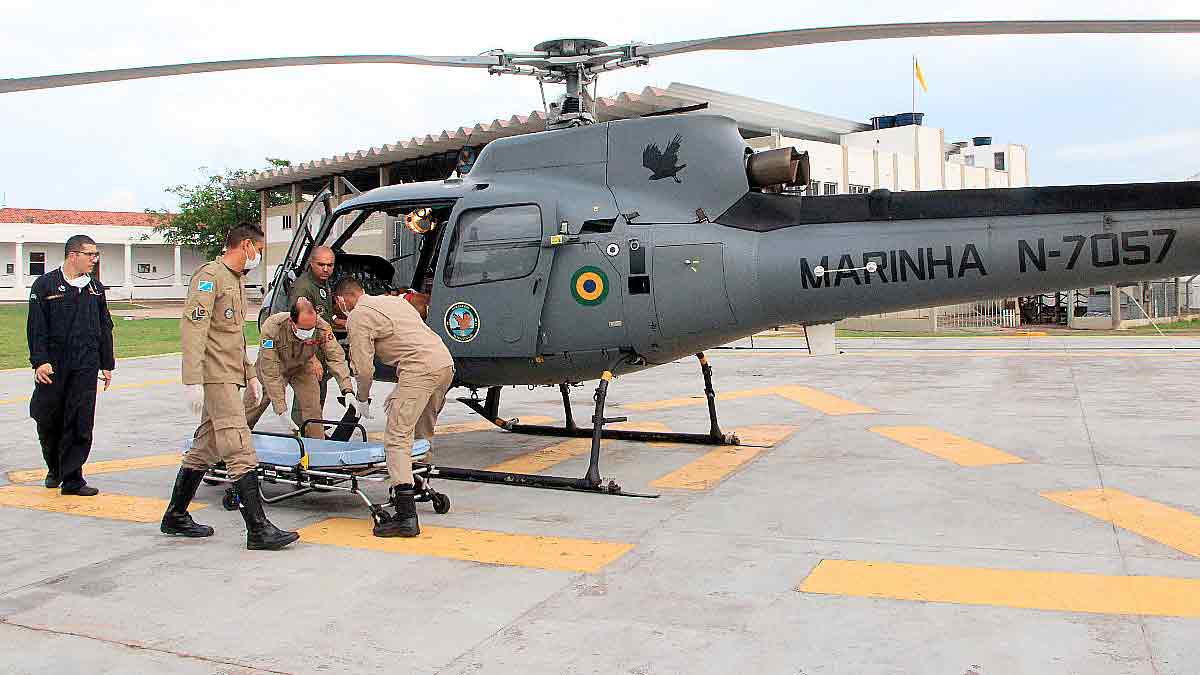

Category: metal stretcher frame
[202, 418, 450, 524]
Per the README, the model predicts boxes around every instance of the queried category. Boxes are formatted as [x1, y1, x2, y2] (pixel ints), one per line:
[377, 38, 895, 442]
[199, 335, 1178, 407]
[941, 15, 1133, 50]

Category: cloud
[96, 189, 139, 211]
[1053, 130, 1200, 162]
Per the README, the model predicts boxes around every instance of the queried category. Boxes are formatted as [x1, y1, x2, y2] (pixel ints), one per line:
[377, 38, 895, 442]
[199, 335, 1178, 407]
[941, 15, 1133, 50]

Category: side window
[444, 205, 541, 287]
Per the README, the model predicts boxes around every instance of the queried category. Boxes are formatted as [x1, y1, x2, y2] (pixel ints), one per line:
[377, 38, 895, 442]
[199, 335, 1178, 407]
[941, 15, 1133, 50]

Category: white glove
[354, 398, 373, 421]
[186, 385, 204, 416]
[274, 408, 300, 433]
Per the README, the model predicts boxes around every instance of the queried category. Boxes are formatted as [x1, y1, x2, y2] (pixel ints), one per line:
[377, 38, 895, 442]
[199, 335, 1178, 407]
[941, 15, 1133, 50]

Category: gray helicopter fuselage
[299, 114, 1200, 387]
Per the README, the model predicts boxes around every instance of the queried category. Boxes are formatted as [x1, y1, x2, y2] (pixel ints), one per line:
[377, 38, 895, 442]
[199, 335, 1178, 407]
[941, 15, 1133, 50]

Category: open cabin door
[428, 200, 555, 357]
[263, 186, 331, 322]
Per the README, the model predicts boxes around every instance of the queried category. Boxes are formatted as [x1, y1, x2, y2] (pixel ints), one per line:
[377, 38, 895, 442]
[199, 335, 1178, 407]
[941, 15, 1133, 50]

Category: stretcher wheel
[221, 490, 240, 511]
[431, 492, 451, 514]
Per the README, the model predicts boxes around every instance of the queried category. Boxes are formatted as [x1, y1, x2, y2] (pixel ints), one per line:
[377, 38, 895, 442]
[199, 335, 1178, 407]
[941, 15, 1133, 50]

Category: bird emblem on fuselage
[643, 133, 686, 183]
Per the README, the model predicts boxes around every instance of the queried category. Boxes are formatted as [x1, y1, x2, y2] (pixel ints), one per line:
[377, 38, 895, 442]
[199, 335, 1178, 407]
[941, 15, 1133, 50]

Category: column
[1109, 285, 1122, 330]
[123, 240, 134, 296]
[804, 323, 837, 356]
[378, 165, 392, 187]
[14, 239, 24, 291]
[173, 245, 182, 286]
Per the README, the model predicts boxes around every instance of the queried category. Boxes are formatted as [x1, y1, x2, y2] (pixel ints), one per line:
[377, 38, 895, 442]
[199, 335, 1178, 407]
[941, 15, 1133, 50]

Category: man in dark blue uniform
[27, 234, 115, 496]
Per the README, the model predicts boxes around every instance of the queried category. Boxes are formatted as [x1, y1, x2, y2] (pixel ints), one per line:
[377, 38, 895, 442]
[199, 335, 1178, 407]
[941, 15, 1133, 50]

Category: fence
[935, 299, 1019, 329]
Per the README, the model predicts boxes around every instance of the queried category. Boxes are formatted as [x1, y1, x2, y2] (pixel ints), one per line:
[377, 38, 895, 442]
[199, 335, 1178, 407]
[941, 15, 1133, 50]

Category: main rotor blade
[0, 54, 500, 94]
[638, 20, 1200, 58]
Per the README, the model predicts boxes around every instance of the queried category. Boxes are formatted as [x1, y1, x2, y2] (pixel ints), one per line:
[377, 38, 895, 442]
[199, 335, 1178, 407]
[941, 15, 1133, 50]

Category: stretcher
[188, 415, 449, 525]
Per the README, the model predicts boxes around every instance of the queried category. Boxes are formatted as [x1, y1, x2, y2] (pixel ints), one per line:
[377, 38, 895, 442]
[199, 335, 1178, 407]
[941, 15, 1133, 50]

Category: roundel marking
[571, 266, 609, 306]
[444, 302, 481, 342]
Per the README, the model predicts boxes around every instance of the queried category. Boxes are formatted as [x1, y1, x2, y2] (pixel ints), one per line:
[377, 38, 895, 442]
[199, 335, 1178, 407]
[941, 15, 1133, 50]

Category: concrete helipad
[1, 338, 1198, 674]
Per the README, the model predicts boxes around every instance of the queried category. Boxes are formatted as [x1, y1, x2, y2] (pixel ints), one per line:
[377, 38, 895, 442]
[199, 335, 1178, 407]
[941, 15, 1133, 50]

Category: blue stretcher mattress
[182, 437, 429, 468]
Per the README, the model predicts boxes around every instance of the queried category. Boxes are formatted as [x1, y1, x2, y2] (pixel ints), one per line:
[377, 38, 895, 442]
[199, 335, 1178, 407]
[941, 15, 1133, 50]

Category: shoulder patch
[224, 307, 235, 319]
[29, 292, 37, 301]
[197, 280, 214, 292]
[189, 306, 208, 321]
[262, 339, 274, 349]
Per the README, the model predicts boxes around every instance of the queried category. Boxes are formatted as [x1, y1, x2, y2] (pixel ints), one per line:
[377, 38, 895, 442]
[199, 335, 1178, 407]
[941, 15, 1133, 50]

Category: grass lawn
[1, 304, 260, 370]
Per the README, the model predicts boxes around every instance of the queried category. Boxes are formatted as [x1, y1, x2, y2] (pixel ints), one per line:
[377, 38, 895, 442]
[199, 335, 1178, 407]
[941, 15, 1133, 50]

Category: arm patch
[262, 339, 274, 349]
[197, 280, 214, 292]
[189, 307, 208, 321]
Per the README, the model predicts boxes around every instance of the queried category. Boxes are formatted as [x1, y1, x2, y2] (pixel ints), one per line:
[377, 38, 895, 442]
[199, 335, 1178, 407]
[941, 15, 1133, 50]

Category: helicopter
[7, 20, 1200, 497]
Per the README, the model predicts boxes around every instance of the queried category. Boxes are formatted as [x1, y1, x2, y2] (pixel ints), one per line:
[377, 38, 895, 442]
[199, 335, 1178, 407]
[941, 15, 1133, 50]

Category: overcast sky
[2, 0, 1198, 212]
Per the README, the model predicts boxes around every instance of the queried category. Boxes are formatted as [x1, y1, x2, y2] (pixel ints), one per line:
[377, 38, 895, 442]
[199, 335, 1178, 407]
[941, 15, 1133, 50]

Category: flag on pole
[914, 58, 929, 93]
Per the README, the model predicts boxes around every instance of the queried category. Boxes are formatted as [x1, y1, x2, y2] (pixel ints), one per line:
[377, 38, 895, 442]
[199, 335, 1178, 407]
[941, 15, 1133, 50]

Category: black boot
[234, 473, 299, 551]
[374, 484, 420, 538]
[44, 472, 60, 489]
[160, 468, 214, 537]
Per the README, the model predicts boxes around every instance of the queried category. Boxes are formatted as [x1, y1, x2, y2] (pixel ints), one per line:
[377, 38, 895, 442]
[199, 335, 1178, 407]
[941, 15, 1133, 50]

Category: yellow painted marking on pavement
[798, 559, 1200, 618]
[7, 453, 181, 484]
[623, 385, 874, 416]
[299, 517, 633, 573]
[0, 485, 205, 523]
[0, 377, 179, 405]
[486, 421, 675, 474]
[487, 438, 593, 474]
[650, 425, 797, 490]
[870, 426, 1024, 467]
[1042, 488, 1200, 559]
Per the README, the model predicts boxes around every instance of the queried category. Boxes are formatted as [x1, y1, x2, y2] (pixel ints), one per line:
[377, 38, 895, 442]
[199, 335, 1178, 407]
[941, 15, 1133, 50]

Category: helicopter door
[264, 186, 331, 320]
[430, 202, 553, 357]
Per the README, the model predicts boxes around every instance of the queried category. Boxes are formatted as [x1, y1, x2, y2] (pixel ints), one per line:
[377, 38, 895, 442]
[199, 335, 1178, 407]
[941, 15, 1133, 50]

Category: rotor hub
[532, 38, 609, 57]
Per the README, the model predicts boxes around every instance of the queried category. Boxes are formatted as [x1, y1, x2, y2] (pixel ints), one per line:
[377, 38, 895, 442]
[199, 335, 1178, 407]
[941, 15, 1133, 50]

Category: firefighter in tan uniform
[159, 224, 300, 551]
[246, 297, 354, 439]
[334, 276, 454, 538]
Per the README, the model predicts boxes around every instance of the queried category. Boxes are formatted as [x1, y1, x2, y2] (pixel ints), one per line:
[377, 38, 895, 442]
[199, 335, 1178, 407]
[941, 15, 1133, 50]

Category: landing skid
[442, 353, 738, 500]
[457, 353, 741, 447]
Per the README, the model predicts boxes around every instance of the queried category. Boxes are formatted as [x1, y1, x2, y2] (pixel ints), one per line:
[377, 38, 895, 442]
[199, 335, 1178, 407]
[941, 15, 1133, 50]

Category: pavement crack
[1063, 353, 1161, 675]
[0, 618, 293, 674]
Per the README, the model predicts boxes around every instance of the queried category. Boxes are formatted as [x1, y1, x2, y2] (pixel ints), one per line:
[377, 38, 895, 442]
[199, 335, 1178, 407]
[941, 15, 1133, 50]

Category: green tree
[147, 158, 291, 259]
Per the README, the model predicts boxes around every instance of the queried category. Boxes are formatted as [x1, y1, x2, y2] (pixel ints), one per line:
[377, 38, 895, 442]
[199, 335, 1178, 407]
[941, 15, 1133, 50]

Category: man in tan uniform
[159, 223, 299, 551]
[334, 276, 454, 538]
[246, 297, 354, 439]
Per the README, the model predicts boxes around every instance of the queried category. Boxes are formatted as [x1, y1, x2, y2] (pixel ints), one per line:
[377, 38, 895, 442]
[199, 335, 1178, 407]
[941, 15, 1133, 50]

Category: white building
[0, 208, 207, 302]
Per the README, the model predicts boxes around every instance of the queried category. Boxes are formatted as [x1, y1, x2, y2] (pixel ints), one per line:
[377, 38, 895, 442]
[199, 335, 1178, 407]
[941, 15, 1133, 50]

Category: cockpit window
[444, 204, 541, 287]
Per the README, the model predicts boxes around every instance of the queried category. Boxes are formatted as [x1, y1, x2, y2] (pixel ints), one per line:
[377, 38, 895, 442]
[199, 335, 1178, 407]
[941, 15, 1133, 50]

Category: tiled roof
[0, 208, 167, 227]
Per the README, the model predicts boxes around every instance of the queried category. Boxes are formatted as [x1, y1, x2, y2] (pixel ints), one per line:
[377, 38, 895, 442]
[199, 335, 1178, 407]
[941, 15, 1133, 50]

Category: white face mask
[293, 327, 315, 341]
[243, 244, 261, 271]
[67, 274, 91, 289]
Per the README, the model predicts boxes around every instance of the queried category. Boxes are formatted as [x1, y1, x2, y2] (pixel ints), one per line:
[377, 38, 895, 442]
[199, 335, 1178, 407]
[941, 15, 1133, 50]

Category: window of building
[444, 204, 542, 287]
[805, 180, 820, 196]
[965, 155, 975, 167]
[137, 263, 152, 274]
[28, 252, 45, 276]
[281, 215, 293, 229]
[5, 264, 13, 274]
[848, 184, 871, 194]
[823, 182, 839, 195]
[994, 152, 1006, 171]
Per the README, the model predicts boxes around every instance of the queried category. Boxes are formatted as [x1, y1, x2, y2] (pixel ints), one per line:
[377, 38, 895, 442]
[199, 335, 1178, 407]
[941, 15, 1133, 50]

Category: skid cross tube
[445, 371, 658, 498]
